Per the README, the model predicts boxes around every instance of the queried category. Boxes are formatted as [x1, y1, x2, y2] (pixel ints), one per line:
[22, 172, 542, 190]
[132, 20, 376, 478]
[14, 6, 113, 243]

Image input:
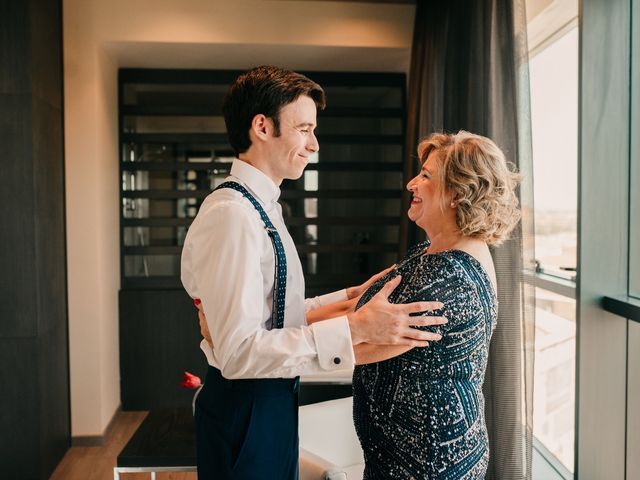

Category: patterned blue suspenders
[214, 181, 287, 330]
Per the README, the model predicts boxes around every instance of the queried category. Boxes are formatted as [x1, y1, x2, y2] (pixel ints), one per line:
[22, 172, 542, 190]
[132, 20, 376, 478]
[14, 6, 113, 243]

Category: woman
[348, 130, 521, 479]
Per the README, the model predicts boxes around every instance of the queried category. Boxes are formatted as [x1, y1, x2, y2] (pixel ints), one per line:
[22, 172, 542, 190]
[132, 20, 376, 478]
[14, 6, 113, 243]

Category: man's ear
[250, 114, 271, 142]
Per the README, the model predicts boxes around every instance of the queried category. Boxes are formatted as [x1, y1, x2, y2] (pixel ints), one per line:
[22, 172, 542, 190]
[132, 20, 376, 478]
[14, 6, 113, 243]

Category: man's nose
[307, 132, 319, 153]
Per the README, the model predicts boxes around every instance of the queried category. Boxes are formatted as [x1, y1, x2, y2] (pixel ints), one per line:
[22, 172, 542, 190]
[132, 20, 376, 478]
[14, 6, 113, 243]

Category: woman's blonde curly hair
[417, 131, 522, 246]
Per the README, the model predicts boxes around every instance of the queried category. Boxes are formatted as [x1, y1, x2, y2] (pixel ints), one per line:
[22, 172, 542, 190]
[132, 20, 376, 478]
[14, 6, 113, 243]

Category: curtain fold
[403, 1, 535, 479]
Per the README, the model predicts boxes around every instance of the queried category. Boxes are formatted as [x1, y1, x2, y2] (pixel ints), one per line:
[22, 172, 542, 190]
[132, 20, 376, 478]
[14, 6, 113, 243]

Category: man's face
[264, 95, 319, 183]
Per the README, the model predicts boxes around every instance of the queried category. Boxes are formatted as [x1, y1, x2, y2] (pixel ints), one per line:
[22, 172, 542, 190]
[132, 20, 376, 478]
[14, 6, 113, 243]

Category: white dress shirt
[181, 159, 355, 379]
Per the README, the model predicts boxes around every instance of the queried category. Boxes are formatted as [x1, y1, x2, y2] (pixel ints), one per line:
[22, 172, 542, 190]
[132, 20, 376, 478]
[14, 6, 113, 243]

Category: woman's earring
[450, 201, 457, 208]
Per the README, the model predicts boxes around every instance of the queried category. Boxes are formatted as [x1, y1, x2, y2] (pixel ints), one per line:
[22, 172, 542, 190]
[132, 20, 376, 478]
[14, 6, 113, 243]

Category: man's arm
[198, 295, 443, 366]
[184, 201, 355, 379]
[193, 271, 447, 375]
[185, 201, 447, 379]
[304, 281, 445, 364]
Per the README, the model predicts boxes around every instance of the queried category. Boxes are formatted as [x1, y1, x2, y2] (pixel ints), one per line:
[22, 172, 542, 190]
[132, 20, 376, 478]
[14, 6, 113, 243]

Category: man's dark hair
[222, 66, 326, 157]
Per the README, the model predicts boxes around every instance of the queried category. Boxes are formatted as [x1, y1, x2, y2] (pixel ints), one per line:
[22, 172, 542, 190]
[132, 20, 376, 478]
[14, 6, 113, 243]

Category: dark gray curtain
[402, 1, 535, 479]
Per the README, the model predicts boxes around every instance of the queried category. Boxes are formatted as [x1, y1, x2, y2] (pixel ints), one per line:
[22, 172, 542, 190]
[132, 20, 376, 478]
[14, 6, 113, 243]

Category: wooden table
[114, 408, 196, 479]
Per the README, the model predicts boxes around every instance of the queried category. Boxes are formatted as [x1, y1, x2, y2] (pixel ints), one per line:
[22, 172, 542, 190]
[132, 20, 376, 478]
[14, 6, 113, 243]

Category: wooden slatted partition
[118, 68, 407, 408]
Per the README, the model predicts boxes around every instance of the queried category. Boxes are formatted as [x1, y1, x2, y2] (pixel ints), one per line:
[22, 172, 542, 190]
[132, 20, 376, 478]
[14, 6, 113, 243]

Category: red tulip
[180, 371, 202, 389]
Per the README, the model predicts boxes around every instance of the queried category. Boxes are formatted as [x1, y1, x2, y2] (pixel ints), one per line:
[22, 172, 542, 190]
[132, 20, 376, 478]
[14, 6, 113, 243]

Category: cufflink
[333, 357, 341, 365]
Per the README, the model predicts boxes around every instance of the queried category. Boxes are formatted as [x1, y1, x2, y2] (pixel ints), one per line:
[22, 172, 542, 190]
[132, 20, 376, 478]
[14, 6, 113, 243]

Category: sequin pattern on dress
[353, 242, 497, 480]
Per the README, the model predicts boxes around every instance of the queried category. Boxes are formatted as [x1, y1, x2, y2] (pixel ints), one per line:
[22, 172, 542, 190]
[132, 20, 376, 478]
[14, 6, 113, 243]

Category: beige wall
[63, 0, 415, 437]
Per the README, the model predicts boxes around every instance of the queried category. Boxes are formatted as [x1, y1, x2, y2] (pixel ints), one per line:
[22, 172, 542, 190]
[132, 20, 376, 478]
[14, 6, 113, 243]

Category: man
[181, 66, 446, 479]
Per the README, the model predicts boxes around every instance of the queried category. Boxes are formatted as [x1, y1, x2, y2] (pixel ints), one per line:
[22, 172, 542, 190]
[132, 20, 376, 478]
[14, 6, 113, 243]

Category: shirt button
[333, 357, 341, 365]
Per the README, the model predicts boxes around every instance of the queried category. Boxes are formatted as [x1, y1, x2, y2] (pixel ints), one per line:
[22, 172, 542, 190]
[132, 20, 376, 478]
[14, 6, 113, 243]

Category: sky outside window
[530, 27, 579, 278]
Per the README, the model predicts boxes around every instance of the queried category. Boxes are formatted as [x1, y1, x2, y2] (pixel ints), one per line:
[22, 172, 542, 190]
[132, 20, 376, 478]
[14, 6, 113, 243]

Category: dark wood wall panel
[0, 1, 30, 95]
[0, 97, 37, 338]
[37, 322, 71, 478]
[33, 98, 66, 335]
[0, 338, 40, 479]
[29, 0, 63, 109]
[0, 0, 68, 477]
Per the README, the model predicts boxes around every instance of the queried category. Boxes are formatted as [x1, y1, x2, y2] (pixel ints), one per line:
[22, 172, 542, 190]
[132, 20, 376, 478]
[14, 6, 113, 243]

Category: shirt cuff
[310, 316, 355, 371]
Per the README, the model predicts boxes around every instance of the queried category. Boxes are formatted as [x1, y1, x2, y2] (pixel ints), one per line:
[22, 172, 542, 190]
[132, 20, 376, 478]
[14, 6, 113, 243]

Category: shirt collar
[230, 159, 281, 204]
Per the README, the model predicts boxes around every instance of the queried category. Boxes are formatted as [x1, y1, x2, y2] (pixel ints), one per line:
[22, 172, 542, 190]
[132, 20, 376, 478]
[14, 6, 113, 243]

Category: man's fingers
[408, 315, 448, 327]
[402, 328, 442, 343]
[376, 275, 402, 299]
[382, 264, 396, 274]
[372, 265, 395, 281]
[399, 301, 444, 314]
[408, 330, 442, 342]
[403, 340, 430, 348]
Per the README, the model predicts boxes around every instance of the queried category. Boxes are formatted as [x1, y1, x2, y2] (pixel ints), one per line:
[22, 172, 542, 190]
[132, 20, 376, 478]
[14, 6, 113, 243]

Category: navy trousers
[195, 366, 300, 480]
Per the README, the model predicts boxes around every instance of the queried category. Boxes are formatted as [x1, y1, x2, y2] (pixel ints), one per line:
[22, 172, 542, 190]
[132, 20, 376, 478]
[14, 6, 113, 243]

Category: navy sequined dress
[353, 241, 497, 480]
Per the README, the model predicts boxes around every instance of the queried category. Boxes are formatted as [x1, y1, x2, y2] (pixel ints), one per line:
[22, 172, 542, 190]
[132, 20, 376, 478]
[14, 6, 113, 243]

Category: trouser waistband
[205, 366, 299, 395]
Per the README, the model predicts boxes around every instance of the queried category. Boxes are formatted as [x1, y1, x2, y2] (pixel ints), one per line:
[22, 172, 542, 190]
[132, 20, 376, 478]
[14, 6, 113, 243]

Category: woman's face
[406, 151, 451, 231]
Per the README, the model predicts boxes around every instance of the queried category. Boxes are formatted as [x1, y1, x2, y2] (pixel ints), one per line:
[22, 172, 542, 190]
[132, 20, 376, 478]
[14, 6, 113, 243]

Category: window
[527, 0, 579, 476]
[530, 28, 578, 281]
[533, 287, 575, 471]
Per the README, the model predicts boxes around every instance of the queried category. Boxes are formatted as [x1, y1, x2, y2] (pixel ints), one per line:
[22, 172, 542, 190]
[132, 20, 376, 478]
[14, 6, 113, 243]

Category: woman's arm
[306, 265, 396, 324]
[306, 298, 356, 325]
[354, 343, 413, 365]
